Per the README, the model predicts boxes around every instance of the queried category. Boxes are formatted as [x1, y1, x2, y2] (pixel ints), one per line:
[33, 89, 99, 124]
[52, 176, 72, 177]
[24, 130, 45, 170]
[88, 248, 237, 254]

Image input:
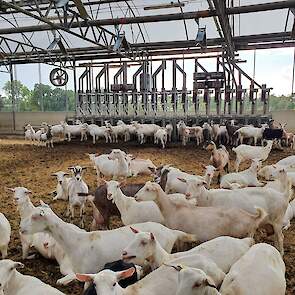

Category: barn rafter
[0, 0, 294, 67]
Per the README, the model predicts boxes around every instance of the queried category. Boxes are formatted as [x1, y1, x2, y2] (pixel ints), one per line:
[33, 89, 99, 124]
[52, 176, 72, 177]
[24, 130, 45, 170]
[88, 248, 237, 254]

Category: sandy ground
[0, 138, 294, 294]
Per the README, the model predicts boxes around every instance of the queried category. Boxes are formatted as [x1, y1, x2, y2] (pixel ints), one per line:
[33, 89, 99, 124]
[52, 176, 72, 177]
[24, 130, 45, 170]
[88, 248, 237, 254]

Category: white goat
[20, 205, 197, 286]
[184, 176, 290, 255]
[7, 187, 54, 260]
[132, 121, 160, 144]
[177, 121, 203, 146]
[61, 122, 87, 142]
[265, 168, 293, 195]
[154, 128, 168, 149]
[51, 171, 70, 201]
[176, 266, 219, 295]
[77, 252, 225, 295]
[0, 260, 65, 295]
[24, 124, 35, 141]
[106, 180, 164, 225]
[86, 124, 112, 144]
[88, 150, 130, 180]
[67, 166, 88, 228]
[39, 125, 54, 148]
[258, 155, 295, 180]
[283, 199, 295, 230]
[0, 213, 11, 258]
[123, 229, 254, 273]
[135, 182, 266, 243]
[220, 243, 286, 295]
[220, 159, 263, 189]
[117, 120, 137, 142]
[127, 155, 157, 177]
[51, 122, 64, 138]
[233, 140, 273, 172]
[206, 142, 229, 181]
[105, 121, 127, 143]
[211, 124, 229, 145]
[234, 125, 266, 145]
[164, 165, 215, 194]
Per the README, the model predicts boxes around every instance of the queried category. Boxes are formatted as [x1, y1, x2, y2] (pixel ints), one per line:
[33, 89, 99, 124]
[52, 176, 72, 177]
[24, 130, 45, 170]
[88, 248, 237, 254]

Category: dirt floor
[0, 138, 294, 294]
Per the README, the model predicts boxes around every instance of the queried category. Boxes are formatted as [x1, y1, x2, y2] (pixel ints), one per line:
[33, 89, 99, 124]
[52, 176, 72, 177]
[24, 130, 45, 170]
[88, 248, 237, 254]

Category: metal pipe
[96, 67, 106, 90]
[292, 47, 295, 95]
[0, 1, 294, 34]
[3, 38, 295, 66]
[2, 32, 292, 66]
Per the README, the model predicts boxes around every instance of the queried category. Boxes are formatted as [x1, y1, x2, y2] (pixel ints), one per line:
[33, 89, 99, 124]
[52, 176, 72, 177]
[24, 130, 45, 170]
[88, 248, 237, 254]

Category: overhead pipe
[1, 1, 294, 33]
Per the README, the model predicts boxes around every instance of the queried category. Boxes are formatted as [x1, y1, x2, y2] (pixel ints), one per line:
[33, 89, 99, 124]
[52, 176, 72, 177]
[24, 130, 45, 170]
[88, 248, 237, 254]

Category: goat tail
[175, 231, 198, 243]
[254, 206, 267, 225]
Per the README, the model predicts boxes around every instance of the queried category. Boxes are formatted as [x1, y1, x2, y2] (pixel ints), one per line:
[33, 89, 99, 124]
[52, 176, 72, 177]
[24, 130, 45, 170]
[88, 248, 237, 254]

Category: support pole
[292, 47, 295, 95]
[9, 63, 16, 132]
[38, 63, 44, 112]
[73, 60, 78, 115]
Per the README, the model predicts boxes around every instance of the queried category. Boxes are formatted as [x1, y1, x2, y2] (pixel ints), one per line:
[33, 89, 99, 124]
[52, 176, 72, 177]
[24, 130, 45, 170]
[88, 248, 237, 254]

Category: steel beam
[1, 32, 294, 65]
[211, 0, 235, 57]
[0, 1, 294, 35]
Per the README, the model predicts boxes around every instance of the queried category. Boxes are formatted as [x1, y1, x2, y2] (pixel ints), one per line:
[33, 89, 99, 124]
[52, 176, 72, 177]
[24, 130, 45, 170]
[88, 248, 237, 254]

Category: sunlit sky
[0, 47, 294, 96]
[0, 0, 294, 96]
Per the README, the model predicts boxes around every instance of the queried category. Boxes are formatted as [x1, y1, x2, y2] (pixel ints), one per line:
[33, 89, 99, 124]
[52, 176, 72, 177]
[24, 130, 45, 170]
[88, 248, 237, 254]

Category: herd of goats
[0, 118, 295, 294]
[23, 118, 295, 149]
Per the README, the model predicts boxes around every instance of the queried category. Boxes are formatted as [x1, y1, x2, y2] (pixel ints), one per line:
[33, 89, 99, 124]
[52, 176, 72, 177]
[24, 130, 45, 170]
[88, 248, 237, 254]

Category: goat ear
[76, 274, 94, 282]
[64, 173, 70, 176]
[117, 268, 135, 281]
[177, 177, 187, 183]
[150, 232, 155, 241]
[6, 188, 15, 192]
[40, 200, 50, 208]
[204, 276, 216, 288]
[82, 167, 87, 170]
[148, 166, 156, 172]
[68, 166, 75, 170]
[51, 173, 57, 177]
[201, 163, 206, 169]
[130, 227, 140, 234]
[202, 180, 208, 186]
[12, 262, 24, 270]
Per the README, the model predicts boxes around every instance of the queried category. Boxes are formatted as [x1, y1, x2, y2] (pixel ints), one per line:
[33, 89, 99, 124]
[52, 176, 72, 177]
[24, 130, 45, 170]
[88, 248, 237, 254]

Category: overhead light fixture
[55, 0, 69, 9]
[47, 31, 67, 55]
[144, 1, 186, 10]
[113, 32, 130, 53]
[54, 0, 88, 19]
[196, 27, 207, 48]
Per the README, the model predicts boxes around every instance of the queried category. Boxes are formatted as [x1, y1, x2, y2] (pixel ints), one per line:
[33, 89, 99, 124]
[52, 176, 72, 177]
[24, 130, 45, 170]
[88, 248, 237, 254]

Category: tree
[3, 80, 32, 111]
[0, 95, 4, 111]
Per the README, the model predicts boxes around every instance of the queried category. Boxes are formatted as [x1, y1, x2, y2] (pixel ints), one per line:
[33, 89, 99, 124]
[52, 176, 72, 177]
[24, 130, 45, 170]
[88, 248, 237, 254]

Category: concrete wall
[0, 110, 294, 134]
[0, 111, 75, 134]
[272, 110, 295, 132]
